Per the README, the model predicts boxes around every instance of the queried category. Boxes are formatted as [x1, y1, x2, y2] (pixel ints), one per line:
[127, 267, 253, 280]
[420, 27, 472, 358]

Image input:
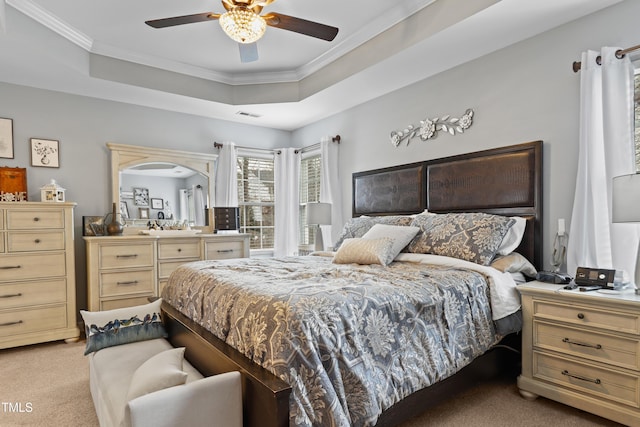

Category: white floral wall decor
[390, 108, 474, 147]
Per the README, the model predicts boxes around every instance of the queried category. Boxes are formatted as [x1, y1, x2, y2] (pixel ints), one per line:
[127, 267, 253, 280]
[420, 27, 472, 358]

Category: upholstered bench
[82, 300, 242, 427]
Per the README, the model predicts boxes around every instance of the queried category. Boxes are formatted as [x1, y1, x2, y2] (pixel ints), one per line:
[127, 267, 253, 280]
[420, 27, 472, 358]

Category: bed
[160, 140, 543, 427]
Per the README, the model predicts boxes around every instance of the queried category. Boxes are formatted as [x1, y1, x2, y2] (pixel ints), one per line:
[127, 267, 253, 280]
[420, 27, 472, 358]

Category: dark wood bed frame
[162, 140, 543, 427]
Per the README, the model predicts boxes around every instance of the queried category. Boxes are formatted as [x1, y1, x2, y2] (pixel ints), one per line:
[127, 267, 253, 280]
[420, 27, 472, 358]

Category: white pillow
[362, 223, 420, 259]
[496, 216, 526, 255]
[333, 238, 395, 266]
[126, 347, 188, 402]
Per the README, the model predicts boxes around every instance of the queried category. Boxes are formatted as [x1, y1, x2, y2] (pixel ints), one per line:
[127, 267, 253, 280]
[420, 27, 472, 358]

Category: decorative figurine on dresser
[0, 201, 79, 349]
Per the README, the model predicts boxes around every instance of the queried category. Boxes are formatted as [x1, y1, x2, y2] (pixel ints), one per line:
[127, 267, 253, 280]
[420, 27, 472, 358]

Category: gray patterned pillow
[333, 216, 414, 250]
[408, 213, 515, 265]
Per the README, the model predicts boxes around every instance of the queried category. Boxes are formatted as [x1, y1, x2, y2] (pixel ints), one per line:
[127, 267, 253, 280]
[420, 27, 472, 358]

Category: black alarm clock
[574, 267, 616, 288]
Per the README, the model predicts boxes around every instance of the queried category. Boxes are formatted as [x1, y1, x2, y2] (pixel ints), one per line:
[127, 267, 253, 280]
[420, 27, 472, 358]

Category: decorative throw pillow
[81, 299, 167, 355]
[126, 347, 188, 402]
[408, 212, 515, 265]
[362, 224, 420, 259]
[491, 252, 537, 277]
[333, 237, 396, 266]
[496, 216, 527, 255]
[333, 215, 414, 250]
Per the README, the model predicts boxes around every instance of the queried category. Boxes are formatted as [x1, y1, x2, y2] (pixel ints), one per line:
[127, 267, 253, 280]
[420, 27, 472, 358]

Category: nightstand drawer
[0, 279, 66, 309]
[100, 270, 155, 297]
[101, 296, 154, 311]
[99, 243, 154, 269]
[6, 209, 65, 229]
[0, 306, 67, 337]
[533, 351, 640, 408]
[535, 321, 640, 370]
[158, 240, 200, 260]
[7, 230, 65, 252]
[533, 300, 640, 335]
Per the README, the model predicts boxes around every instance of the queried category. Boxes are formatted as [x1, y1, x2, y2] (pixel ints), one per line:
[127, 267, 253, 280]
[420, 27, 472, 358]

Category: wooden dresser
[518, 281, 640, 426]
[85, 233, 250, 311]
[0, 202, 79, 349]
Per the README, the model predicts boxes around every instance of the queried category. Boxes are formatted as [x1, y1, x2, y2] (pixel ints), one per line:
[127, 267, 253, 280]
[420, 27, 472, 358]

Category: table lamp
[612, 172, 640, 293]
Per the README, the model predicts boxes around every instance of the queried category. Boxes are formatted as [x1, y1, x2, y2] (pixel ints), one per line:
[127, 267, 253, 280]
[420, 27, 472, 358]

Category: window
[635, 68, 640, 171]
[237, 155, 275, 250]
[299, 154, 321, 249]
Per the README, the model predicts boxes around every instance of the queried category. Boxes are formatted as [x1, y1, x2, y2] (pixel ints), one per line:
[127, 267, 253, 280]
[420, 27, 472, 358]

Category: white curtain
[320, 136, 343, 249]
[274, 148, 301, 256]
[567, 47, 640, 283]
[193, 185, 206, 226]
[214, 142, 238, 207]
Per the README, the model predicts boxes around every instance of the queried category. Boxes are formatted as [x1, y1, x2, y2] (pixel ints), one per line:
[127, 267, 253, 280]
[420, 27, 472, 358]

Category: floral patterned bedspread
[162, 255, 502, 427]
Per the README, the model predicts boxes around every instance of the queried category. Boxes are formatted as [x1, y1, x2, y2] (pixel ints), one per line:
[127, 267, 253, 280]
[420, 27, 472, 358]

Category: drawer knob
[33, 217, 40, 222]
[217, 249, 234, 253]
[562, 370, 601, 385]
[117, 280, 139, 286]
[177, 248, 182, 252]
[577, 313, 585, 319]
[34, 239, 41, 244]
[116, 254, 138, 259]
[562, 337, 602, 350]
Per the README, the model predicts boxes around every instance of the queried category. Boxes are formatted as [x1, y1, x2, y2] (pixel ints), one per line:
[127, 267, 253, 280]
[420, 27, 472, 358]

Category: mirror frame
[107, 142, 217, 231]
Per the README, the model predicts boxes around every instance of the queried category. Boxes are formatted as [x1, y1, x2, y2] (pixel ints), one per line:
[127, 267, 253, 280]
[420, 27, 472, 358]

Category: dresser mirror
[107, 143, 216, 231]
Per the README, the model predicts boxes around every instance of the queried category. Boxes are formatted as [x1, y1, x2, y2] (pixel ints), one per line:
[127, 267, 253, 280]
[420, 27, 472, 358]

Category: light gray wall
[0, 82, 291, 312]
[292, 0, 640, 272]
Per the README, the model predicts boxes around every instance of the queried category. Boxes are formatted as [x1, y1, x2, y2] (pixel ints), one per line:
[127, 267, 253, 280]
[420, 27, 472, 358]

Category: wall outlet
[558, 218, 565, 236]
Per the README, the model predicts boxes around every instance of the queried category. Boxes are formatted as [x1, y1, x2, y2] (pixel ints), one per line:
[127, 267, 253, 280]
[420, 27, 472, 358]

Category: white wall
[292, 0, 640, 272]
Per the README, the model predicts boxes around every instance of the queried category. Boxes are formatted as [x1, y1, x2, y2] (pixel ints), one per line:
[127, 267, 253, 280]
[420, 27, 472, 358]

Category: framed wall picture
[151, 198, 163, 209]
[30, 138, 59, 168]
[82, 216, 104, 236]
[139, 207, 149, 219]
[133, 187, 149, 206]
[0, 118, 14, 159]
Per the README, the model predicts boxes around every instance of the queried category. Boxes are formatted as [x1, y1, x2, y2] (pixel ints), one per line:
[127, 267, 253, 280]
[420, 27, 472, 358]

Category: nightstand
[517, 281, 640, 426]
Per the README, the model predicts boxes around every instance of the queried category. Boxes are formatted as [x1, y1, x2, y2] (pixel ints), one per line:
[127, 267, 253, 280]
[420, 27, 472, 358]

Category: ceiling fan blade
[145, 12, 220, 29]
[263, 13, 338, 41]
[239, 42, 259, 63]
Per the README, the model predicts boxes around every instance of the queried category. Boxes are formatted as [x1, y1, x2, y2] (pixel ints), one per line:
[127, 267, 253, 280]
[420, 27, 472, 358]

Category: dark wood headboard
[352, 141, 543, 269]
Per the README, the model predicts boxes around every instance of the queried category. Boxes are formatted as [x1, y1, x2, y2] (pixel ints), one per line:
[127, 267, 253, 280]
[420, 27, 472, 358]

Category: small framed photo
[30, 138, 59, 168]
[120, 201, 129, 220]
[82, 216, 104, 236]
[133, 187, 149, 206]
[151, 198, 163, 209]
[139, 207, 149, 219]
[0, 118, 14, 159]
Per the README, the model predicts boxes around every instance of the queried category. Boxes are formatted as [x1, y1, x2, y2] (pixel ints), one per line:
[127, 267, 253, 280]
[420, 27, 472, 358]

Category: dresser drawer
[0, 305, 67, 337]
[100, 269, 155, 297]
[533, 299, 640, 335]
[533, 351, 640, 408]
[0, 279, 66, 309]
[101, 296, 154, 311]
[535, 321, 640, 371]
[158, 259, 199, 279]
[0, 252, 66, 281]
[158, 240, 200, 260]
[7, 230, 65, 252]
[99, 243, 154, 269]
[205, 241, 245, 260]
[6, 209, 65, 229]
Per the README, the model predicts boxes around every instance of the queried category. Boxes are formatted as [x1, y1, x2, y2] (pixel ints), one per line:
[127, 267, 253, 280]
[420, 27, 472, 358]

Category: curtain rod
[572, 43, 640, 72]
[214, 135, 341, 155]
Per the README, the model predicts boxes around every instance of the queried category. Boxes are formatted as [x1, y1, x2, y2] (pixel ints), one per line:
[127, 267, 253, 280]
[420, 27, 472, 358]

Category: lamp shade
[307, 202, 331, 225]
[613, 173, 640, 223]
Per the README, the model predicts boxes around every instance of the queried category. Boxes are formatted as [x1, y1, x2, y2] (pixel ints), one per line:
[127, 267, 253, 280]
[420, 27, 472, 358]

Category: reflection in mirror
[107, 143, 217, 232]
[120, 162, 208, 225]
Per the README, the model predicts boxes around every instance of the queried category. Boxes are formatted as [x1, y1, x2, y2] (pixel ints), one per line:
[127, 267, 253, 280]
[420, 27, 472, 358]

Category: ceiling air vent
[235, 111, 261, 118]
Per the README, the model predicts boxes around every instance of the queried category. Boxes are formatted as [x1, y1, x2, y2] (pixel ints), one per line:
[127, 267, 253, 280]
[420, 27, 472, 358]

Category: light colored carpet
[0, 340, 624, 427]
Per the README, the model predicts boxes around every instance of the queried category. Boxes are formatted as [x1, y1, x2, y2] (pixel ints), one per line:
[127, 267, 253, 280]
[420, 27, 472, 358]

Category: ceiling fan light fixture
[219, 7, 266, 44]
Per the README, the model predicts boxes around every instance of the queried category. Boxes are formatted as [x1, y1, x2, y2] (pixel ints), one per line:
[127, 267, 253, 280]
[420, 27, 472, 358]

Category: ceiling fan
[145, 0, 339, 63]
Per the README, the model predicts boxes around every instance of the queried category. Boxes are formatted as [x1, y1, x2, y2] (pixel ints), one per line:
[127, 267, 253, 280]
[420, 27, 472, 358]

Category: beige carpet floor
[0, 340, 625, 426]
